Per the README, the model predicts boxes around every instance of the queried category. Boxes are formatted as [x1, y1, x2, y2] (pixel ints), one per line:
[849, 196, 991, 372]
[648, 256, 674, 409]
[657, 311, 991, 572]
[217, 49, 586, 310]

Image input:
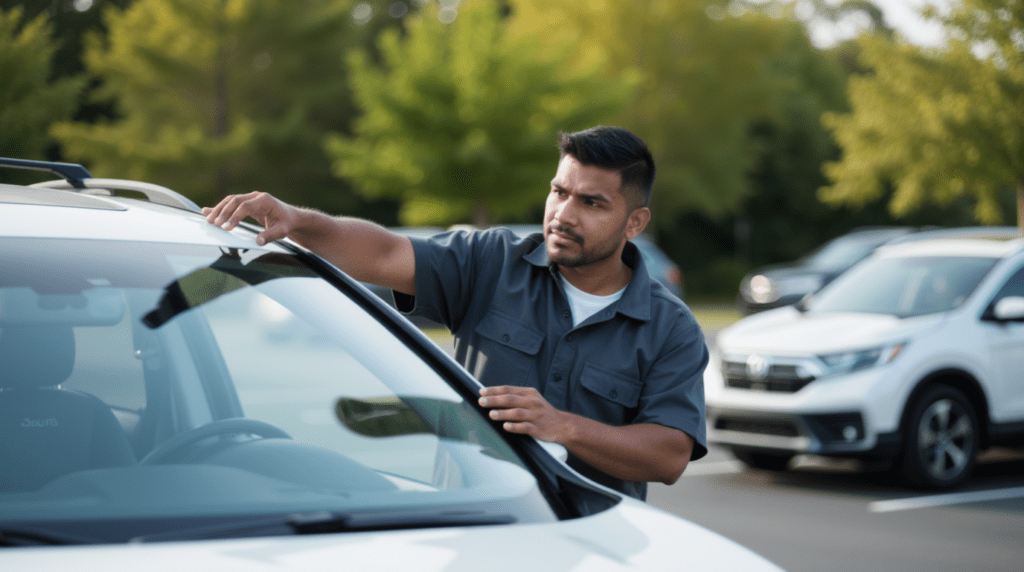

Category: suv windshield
[0, 238, 554, 543]
[801, 234, 894, 271]
[809, 254, 997, 318]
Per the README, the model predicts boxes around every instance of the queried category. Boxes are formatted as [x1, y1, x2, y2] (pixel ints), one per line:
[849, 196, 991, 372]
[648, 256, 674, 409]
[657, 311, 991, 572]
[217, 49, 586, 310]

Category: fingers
[205, 192, 266, 230]
[497, 421, 533, 434]
[477, 386, 539, 409]
[204, 192, 291, 245]
[485, 406, 538, 436]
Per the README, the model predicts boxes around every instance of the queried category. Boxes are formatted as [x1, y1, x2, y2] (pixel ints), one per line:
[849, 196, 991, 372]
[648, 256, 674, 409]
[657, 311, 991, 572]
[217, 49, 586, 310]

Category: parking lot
[649, 443, 1024, 572]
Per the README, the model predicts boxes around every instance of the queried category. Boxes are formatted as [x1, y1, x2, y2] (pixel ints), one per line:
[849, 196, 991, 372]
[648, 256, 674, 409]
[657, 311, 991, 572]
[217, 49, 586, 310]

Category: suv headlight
[818, 342, 906, 376]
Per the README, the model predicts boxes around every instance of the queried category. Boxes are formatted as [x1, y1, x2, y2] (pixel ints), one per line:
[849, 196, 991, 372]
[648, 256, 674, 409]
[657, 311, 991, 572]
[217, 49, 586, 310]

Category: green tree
[821, 0, 1024, 232]
[326, 0, 634, 227]
[0, 7, 84, 167]
[512, 1, 801, 222]
[51, 0, 374, 212]
[0, 1, 134, 128]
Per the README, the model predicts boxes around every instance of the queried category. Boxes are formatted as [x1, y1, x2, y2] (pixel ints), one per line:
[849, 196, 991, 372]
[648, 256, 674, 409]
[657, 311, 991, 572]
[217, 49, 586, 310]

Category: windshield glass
[809, 254, 997, 318]
[0, 238, 554, 543]
[801, 235, 890, 271]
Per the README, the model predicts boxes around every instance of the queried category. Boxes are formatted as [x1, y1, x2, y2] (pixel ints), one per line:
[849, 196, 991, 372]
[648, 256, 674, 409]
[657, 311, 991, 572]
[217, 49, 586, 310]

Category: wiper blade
[130, 510, 515, 543]
[0, 526, 96, 546]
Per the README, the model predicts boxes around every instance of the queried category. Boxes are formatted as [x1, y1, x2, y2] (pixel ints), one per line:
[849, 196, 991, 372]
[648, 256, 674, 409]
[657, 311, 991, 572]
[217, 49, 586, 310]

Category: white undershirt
[560, 275, 626, 327]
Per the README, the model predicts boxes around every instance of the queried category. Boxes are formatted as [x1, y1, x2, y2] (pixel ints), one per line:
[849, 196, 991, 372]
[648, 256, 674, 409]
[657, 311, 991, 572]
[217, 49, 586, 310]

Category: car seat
[0, 325, 136, 493]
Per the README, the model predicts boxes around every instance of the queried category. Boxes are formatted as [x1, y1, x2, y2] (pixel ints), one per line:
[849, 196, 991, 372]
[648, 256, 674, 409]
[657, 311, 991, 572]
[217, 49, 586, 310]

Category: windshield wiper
[0, 526, 97, 546]
[130, 510, 515, 543]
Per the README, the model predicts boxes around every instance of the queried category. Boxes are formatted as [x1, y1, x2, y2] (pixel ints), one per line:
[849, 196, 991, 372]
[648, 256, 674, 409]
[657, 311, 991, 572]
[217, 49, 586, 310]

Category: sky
[786, 0, 955, 48]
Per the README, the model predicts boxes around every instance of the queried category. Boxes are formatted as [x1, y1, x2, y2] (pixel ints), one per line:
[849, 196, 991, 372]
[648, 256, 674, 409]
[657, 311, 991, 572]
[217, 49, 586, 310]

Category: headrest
[0, 325, 76, 389]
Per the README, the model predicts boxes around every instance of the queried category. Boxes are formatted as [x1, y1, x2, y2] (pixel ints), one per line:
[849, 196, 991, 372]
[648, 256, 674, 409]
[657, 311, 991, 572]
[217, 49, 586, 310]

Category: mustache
[549, 224, 584, 245]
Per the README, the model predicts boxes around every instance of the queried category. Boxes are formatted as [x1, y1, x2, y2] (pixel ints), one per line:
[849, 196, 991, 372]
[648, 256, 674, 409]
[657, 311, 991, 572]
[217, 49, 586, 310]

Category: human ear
[625, 207, 651, 239]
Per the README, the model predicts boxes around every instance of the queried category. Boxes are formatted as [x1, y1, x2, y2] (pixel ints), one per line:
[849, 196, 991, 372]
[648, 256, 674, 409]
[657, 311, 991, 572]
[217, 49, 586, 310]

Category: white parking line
[869, 486, 1024, 513]
[685, 460, 745, 476]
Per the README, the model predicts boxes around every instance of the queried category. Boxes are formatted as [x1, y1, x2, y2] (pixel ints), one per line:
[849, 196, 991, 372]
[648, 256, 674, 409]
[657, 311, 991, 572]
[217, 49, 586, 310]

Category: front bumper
[707, 406, 900, 458]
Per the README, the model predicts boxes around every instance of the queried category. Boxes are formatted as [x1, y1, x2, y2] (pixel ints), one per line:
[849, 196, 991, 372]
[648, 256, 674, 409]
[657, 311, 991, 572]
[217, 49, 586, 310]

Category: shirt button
[563, 310, 571, 319]
[553, 374, 562, 382]
[609, 389, 618, 398]
[501, 334, 510, 342]
[566, 334, 573, 341]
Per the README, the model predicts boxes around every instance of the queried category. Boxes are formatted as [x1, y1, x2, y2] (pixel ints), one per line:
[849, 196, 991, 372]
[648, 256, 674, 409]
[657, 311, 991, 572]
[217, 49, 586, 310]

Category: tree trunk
[214, 0, 230, 199]
[1018, 180, 1023, 238]
[472, 195, 489, 228]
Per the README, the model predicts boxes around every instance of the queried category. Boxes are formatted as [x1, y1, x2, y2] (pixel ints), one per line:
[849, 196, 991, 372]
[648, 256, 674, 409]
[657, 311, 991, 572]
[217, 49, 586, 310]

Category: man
[204, 126, 708, 500]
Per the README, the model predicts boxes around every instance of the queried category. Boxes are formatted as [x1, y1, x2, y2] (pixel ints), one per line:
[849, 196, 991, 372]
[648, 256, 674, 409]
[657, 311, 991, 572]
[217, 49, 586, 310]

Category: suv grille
[714, 416, 801, 437]
[722, 358, 816, 393]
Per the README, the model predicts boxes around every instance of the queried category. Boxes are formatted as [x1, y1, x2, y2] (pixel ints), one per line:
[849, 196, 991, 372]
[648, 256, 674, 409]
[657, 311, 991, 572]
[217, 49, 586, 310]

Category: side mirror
[539, 440, 569, 462]
[794, 293, 813, 313]
[992, 296, 1024, 322]
[335, 397, 432, 438]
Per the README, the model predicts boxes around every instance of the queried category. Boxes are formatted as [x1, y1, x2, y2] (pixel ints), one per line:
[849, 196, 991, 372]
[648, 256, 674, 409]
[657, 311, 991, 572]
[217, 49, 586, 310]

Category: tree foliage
[326, 0, 634, 226]
[821, 0, 1024, 230]
[511, 0, 812, 222]
[51, 0, 374, 211]
[0, 6, 84, 166]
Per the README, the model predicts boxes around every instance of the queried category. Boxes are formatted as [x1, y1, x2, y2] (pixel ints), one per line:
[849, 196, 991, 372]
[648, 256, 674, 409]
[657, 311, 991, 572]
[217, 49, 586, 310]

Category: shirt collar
[524, 238, 652, 322]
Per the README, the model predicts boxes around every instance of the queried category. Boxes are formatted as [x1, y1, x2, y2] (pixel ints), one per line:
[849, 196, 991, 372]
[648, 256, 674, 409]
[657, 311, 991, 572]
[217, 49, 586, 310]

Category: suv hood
[719, 306, 943, 355]
[0, 501, 782, 571]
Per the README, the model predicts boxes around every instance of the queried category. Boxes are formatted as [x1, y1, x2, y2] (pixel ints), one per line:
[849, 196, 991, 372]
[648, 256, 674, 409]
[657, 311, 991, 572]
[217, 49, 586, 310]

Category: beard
[546, 222, 626, 268]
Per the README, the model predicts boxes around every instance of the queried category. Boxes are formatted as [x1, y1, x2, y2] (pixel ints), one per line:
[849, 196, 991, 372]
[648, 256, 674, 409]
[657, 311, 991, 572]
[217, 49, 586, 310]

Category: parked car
[0, 158, 782, 570]
[736, 227, 921, 315]
[500, 224, 685, 300]
[707, 233, 1024, 488]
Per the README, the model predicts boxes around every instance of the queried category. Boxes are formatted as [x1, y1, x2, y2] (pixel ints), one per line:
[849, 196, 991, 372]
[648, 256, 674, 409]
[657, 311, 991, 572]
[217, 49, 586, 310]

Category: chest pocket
[579, 362, 642, 425]
[472, 310, 544, 387]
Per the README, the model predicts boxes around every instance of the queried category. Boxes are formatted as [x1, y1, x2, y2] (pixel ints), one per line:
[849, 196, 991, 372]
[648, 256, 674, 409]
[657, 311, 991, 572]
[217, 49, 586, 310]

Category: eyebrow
[551, 182, 612, 205]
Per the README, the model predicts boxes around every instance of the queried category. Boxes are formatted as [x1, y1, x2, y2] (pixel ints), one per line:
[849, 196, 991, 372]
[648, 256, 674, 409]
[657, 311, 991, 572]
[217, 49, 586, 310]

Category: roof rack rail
[0, 157, 91, 188]
[1, 157, 201, 213]
[31, 179, 201, 213]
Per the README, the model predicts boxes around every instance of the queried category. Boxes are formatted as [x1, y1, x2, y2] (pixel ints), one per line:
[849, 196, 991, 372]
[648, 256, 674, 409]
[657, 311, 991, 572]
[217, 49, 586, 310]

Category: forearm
[205, 192, 417, 293]
[557, 414, 694, 485]
[479, 385, 695, 484]
[288, 209, 415, 294]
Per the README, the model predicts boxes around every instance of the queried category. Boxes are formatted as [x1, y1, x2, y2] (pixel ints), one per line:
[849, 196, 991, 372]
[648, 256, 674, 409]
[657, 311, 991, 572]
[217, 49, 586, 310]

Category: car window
[801, 235, 888, 270]
[809, 255, 998, 318]
[0, 238, 555, 541]
[989, 265, 1024, 300]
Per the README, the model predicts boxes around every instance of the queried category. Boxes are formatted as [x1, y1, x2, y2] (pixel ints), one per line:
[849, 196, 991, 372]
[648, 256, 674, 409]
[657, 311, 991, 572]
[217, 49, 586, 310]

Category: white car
[0, 158, 782, 571]
[707, 233, 1024, 488]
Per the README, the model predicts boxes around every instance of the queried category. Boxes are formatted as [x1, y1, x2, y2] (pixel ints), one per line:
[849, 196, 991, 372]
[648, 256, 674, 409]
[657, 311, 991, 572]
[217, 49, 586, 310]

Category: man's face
[543, 154, 643, 269]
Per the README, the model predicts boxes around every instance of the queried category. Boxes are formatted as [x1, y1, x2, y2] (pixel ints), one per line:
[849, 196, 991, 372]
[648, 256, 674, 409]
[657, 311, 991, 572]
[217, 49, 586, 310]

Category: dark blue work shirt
[395, 228, 708, 500]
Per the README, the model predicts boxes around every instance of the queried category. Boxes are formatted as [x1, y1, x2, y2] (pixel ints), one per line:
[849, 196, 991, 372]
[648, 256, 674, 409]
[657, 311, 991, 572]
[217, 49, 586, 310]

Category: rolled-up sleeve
[634, 319, 709, 461]
[395, 229, 515, 333]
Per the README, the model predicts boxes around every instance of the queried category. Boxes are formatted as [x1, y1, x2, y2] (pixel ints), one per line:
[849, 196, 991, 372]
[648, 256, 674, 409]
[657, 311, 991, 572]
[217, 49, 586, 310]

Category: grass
[689, 304, 743, 330]
[421, 302, 743, 346]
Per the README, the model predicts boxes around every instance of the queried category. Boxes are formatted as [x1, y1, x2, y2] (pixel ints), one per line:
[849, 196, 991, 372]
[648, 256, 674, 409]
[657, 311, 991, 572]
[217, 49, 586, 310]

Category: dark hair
[557, 126, 655, 210]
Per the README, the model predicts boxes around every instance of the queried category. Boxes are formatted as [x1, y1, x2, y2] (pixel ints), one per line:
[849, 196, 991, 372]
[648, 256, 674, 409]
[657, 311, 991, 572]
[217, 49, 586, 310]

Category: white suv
[706, 234, 1024, 488]
[0, 158, 782, 571]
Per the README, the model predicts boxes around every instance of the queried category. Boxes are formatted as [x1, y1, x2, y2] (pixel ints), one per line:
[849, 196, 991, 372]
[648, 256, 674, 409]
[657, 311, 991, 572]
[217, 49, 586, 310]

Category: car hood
[1, 500, 782, 571]
[718, 306, 943, 355]
[753, 262, 830, 279]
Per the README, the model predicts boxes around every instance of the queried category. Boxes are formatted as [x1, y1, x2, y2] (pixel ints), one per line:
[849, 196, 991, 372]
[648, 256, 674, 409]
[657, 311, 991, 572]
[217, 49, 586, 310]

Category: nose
[553, 195, 579, 226]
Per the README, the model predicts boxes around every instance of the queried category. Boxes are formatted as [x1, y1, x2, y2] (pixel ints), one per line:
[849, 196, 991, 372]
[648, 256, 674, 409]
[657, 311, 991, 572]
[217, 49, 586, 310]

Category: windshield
[800, 234, 893, 271]
[0, 238, 554, 544]
[808, 254, 997, 318]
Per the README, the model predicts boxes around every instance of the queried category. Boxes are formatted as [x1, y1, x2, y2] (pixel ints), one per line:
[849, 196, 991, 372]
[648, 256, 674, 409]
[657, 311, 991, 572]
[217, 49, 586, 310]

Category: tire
[731, 448, 794, 472]
[896, 385, 979, 489]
